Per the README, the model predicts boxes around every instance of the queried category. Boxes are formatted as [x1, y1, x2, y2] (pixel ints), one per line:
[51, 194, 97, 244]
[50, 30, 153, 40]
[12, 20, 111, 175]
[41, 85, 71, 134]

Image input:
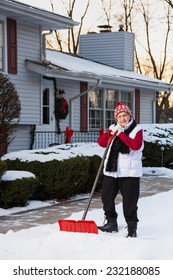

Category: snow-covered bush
[0, 171, 38, 208]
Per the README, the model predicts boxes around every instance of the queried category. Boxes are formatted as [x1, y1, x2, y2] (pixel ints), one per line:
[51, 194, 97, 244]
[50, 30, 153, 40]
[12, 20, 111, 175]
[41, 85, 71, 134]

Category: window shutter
[135, 89, 140, 123]
[80, 82, 88, 131]
[7, 18, 17, 74]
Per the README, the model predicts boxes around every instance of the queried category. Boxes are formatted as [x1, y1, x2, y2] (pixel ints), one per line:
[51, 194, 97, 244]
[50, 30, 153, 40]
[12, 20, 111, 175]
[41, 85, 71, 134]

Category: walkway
[0, 176, 172, 234]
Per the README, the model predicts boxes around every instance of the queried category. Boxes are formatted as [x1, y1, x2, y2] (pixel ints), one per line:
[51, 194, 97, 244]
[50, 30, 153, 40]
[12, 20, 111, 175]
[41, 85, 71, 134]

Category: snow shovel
[58, 137, 113, 234]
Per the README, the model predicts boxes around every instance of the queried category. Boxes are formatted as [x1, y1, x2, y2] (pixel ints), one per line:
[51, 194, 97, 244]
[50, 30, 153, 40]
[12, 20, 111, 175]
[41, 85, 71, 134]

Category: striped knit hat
[114, 102, 132, 119]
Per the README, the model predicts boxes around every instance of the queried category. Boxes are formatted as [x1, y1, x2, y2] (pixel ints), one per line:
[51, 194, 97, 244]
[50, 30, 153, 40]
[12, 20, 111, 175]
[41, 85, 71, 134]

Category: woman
[98, 102, 144, 237]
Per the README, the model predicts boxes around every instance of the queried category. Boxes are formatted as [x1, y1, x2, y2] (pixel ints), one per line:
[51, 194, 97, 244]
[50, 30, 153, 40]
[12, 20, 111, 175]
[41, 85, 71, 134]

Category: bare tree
[0, 74, 21, 156]
[100, 0, 113, 27]
[136, 0, 173, 122]
[164, 0, 173, 8]
[48, 0, 91, 54]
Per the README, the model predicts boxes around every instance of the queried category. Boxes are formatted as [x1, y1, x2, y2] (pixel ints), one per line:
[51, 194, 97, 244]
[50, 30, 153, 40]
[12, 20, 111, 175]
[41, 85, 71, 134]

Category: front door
[37, 78, 55, 131]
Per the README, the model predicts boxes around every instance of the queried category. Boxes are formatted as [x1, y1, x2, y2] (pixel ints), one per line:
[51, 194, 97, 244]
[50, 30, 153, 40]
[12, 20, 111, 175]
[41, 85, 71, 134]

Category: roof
[0, 0, 78, 30]
[26, 49, 173, 91]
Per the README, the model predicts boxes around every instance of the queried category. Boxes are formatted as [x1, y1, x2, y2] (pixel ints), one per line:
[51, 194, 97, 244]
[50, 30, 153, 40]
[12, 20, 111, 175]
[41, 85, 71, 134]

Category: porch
[32, 130, 100, 149]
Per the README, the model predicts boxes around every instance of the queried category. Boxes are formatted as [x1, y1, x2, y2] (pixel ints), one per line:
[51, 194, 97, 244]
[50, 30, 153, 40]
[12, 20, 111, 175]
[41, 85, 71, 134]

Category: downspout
[42, 30, 53, 62]
[69, 79, 102, 129]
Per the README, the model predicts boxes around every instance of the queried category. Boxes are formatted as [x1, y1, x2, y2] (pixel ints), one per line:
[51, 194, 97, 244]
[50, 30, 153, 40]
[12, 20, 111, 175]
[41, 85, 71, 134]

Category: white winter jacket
[103, 121, 144, 178]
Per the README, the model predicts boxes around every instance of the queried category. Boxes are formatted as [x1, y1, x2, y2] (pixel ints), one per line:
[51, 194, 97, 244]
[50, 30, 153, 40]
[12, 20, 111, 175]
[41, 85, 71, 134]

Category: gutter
[25, 60, 173, 91]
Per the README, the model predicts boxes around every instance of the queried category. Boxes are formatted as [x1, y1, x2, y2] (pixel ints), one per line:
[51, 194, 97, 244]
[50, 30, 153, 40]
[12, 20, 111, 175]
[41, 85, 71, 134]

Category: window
[89, 89, 103, 129]
[42, 88, 50, 124]
[105, 89, 118, 128]
[0, 21, 3, 70]
[88, 88, 133, 130]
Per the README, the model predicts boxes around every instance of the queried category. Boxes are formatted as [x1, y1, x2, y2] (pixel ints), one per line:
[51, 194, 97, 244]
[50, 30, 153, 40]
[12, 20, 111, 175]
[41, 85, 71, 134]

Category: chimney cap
[97, 24, 112, 32]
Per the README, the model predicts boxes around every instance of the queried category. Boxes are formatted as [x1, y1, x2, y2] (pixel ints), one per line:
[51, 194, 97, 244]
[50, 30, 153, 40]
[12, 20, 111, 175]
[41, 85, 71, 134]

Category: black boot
[98, 216, 118, 233]
[127, 221, 137, 238]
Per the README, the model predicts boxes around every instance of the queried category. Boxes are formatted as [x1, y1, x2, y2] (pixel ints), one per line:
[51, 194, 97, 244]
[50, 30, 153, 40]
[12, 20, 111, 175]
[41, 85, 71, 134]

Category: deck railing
[32, 131, 100, 149]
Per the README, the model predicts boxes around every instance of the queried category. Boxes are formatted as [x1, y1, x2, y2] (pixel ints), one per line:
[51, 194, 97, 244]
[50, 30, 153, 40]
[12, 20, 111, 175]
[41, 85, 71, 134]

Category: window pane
[89, 89, 102, 108]
[89, 110, 103, 129]
[106, 110, 115, 128]
[105, 90, 118, 109]
[121, 91, 133, 110]
[43, 88, 49, 105]
[42, 88, 50, 124]
[43, 107, 49, 124]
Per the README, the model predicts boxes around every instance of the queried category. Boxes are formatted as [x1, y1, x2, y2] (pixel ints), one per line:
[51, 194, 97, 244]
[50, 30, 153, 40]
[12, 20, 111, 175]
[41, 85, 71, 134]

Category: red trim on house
[135, 89, 140, 123]
[7, 18, 17, 74]
[80, 82, 88, 131]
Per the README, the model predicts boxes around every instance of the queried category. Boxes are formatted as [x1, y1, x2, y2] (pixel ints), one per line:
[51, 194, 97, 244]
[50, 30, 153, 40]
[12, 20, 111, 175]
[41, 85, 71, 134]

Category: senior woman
[97, 102, 144, 237]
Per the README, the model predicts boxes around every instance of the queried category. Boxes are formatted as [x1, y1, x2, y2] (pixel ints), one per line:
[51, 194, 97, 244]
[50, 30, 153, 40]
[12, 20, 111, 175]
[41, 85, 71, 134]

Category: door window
[42, 88, 50, 124]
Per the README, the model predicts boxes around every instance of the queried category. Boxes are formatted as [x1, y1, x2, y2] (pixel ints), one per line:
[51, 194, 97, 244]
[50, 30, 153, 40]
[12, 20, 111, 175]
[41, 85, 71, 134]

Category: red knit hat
[114, 102, 132, 119]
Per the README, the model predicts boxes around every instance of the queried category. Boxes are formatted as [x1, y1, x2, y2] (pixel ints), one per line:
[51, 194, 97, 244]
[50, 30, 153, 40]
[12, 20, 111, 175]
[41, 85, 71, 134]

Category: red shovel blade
[58, 219, 98, 234]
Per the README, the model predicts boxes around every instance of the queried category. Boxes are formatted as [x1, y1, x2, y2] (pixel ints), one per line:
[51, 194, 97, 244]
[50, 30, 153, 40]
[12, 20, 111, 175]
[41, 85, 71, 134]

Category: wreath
[55, 97, 69, 120]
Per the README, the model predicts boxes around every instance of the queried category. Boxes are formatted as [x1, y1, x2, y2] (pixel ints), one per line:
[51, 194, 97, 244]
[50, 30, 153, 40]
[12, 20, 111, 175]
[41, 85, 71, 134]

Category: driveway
[0, 176, 172, 234]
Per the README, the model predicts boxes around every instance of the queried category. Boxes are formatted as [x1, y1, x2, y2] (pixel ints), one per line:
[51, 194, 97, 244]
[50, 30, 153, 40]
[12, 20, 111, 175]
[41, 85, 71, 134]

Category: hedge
[4, 155, 102, 201]
[0, 176, 39, 209]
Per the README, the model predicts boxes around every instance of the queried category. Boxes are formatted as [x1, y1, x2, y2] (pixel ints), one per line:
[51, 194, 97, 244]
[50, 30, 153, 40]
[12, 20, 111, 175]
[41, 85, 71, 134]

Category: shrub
[0, 73, 21, 157]
[0, 176, 39, 209]
[4, 156, 91, 200]
[143, 141, 173, 167]
[86, 155, 103, 192]
[0, 160, 7, 180]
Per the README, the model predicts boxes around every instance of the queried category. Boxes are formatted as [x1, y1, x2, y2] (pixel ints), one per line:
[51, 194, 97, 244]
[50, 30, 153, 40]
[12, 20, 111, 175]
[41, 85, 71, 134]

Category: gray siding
[8, 125, 32, 152]
[140, 89, 155, 123]
[79, 31, 134, 71]
[9, 22, 41, 125]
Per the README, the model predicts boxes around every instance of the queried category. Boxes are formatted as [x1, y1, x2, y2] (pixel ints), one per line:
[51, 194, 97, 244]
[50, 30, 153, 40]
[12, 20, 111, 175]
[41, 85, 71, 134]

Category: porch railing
[32, 131, 100, 150]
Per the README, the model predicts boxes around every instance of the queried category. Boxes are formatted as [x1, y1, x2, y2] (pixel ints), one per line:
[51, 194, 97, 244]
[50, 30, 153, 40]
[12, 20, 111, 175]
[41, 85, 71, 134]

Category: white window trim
[0, 15, 7, 74]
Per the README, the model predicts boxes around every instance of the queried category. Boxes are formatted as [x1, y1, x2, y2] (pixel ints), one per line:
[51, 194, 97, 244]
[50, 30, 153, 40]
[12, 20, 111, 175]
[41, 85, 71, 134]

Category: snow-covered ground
[1, 141, 173, 260]
[0, 187, 173, 260]
[1, 130, 173, 279]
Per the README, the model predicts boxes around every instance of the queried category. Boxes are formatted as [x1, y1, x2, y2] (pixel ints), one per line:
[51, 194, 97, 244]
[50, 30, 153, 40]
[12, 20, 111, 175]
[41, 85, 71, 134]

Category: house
[0, 0, 77, 155]
[0, 0, 172, 154]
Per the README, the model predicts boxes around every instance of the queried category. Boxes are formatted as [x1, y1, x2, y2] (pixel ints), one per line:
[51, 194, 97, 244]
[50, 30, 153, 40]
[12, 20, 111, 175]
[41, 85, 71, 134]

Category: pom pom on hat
[114, 102, 132, 119]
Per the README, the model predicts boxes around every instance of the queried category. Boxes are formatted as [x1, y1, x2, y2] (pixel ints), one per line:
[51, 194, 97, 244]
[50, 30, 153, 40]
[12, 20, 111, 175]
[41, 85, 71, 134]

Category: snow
[45, 49, 172, 88]
[1, 170, 35, 181]
[0, 187, 173, 260]
[1, 131, 173, 261]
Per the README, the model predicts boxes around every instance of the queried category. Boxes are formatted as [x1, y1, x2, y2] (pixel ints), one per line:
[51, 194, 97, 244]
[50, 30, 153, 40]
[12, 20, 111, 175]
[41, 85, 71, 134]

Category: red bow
[65, 126, 74, 143]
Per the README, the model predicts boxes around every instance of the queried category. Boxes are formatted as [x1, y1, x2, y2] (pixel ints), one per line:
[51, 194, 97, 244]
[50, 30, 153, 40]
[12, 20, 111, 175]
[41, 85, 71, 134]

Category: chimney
[79, 27, 134, 71]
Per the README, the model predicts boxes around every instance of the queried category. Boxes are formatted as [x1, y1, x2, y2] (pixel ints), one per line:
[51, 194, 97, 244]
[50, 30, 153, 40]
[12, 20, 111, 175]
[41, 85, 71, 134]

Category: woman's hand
[110, 124, 124, 135]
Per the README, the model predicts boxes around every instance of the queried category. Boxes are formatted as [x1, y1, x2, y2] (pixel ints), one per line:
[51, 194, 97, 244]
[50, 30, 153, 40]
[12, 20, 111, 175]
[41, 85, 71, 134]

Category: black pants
[101, 176, 140, 223]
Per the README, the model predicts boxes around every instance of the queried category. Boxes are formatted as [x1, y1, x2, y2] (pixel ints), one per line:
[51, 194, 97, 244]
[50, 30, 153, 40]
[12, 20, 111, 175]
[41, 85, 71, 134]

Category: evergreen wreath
[55, 97, 69, 120]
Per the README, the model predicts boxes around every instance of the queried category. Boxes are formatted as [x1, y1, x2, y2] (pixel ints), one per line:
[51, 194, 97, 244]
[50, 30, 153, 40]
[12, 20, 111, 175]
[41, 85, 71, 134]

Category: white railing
[32, 131, 100, 149]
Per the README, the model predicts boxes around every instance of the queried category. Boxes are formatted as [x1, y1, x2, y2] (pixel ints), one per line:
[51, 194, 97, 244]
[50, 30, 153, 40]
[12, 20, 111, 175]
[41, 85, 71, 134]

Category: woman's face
[116, 112, 131, 128]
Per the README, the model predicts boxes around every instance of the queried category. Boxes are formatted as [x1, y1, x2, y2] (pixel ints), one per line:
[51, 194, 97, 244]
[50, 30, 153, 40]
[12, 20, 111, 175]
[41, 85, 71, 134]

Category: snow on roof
[42, 49, 172, 90]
